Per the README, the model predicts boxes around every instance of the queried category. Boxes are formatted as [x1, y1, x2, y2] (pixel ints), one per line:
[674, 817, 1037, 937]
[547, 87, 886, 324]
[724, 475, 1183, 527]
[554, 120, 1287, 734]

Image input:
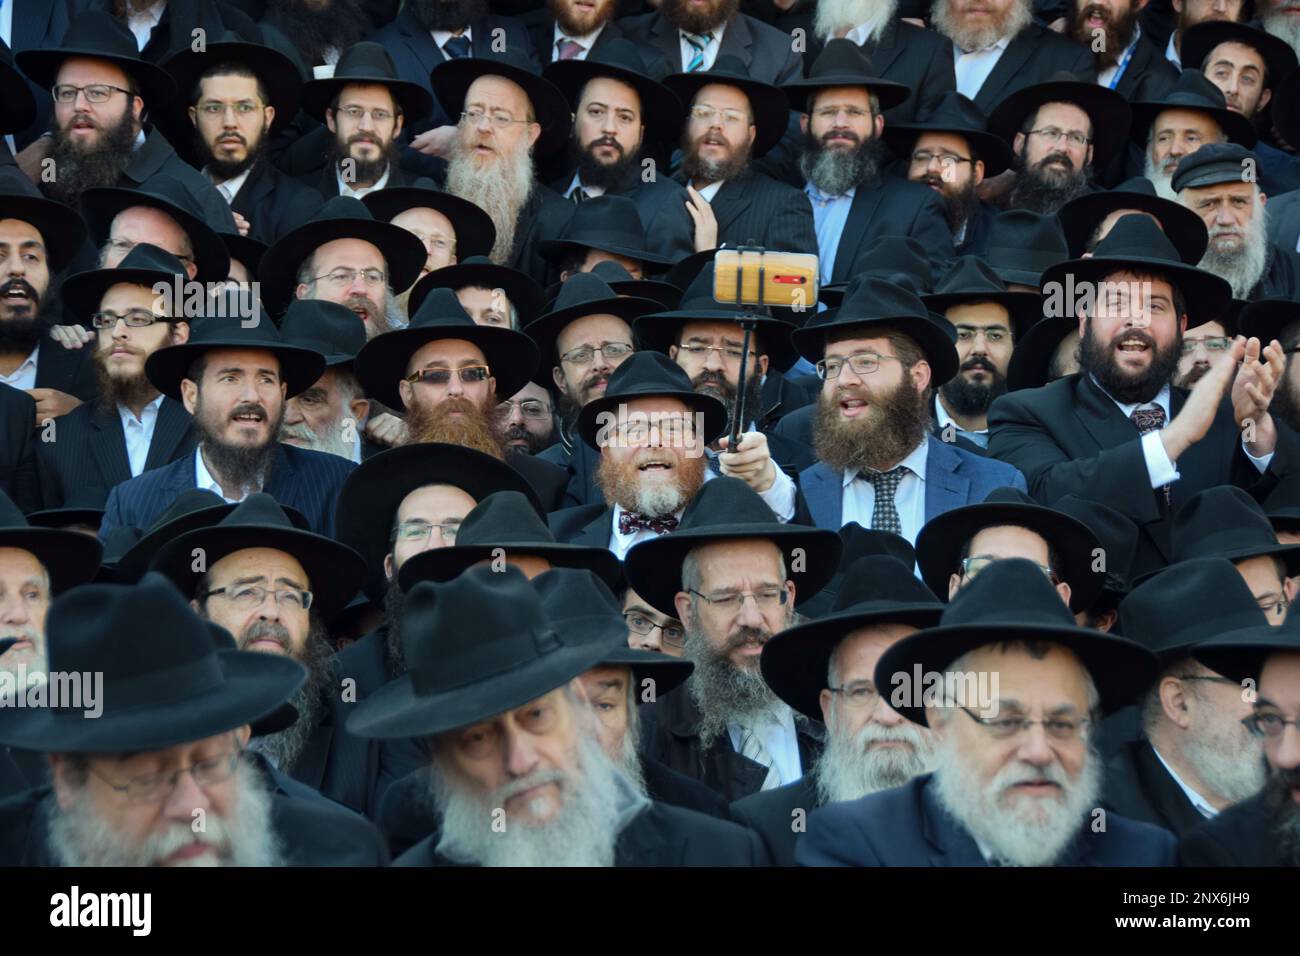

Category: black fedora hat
[533, 567, 694, 697]
[397, 489, 621, 592]
[1052, 494, 1139, 605]
[0, 573, 305, 753]
[94, 525, 141, 584]
[874, 559, 1159, 725]
[16, 11, 176, 109]
[922, 255, 1042, 340]
[258, 195, 429, 311]
[663, 248, 717, 293]
[219, 229, 266, 280]
[80, 177, 231, 284]
[1120, 556, 1268, 664]
[575, 349, 728, 450]
[361, 181, 496, 262]
[1193, 613, 1300, 685]
[1129, 69, 1257, 148]
[0, 42, 36, 135]
[301, 41, 433, 123]
[145, 308, 327, 401]
[346, 565, 612, 739]
[984, 209, 1069, 288]
[988, 71, 1132, 170]
[914, 486, 1105, 613]
[782, 38, 911, 114]
[663, 54, 789, 158]
[150, 493, 366, 620]
[545, 39, 684, 145]
[353, 286, 539, 409]
[1237, 297, 1300, 345]
[431, 50, 573, 158]
[1169, 484, 1300, 574]
[820, 235, 933, 306]
[26, 493, 105, 533]
[1181, 21, 1298, 101]
[1040, 213, 1232, 328]
[112, 489, 237, 584]
[623, 475, 843, 616]
[407, 255, 545, 323]
[539, 194, 674, 268]
[0, 169, 88, 274]
[578, 259, 682, 310]
[279, 297, 367, 367]
[633, 261, 799, 372]
[791, 274, 959, 384]
[525, 270, 660, 369]
[884, 91, 1014, 176]
[1005, 312, 1076, 391]
[0, 488, 102, 594]
[334, 443, 543, 590]
[1057, 175, 1208, 265]
[762, 555, 945, 720]
[60, 243, 188, 322]
[798, 522, 917, 620]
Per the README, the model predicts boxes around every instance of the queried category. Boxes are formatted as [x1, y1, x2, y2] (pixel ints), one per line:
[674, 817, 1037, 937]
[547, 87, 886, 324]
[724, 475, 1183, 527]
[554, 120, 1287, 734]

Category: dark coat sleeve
[0, 386, 39, 512]
[794, 799, 881, 866]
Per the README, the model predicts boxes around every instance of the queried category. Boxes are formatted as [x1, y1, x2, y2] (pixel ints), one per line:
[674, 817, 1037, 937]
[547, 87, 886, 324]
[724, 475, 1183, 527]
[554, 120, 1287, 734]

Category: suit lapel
[800, 462, 843, 529]
[144, 398, 194, 472]
[923, 435, 971, 521]
[1073, 374, 1143, 455]
[860, 19, 905, 75]
[400, 9, 446, 78]
[1135, 741, 1207, 835]
[832, 183, 885, 280]
[290, 719, 333, 792]
[972, 32, 1038, 112]
[230, 160, 274, 215]
[716, 13, 755, 67]
[574, 508, 613, 548]
[87, 402, 133, 490]
[710, 176, 751, 235]
[647, 15, 683, 71]
[614, 806, 673, 866]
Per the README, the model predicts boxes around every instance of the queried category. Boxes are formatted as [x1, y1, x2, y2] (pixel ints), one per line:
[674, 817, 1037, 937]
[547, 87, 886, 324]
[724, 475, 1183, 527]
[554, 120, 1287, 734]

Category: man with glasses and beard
[988, 214, 1298, 579]
[798, 560, 1175, 866]
[1071, 0, 1178, 98]
[786, 41, 954, 284]
[1184, 597, 1300, 864]
[499, 381, 555, 455]
[1174, 143, 1300, 300]
[0, 573, 389, 866]
[100, 307, 356, 537]
[732, 556, 943, 865]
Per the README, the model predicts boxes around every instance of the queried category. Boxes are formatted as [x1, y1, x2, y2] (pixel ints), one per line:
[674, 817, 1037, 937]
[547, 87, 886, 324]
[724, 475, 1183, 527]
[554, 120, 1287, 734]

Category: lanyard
[1107, 37, 1138, 91]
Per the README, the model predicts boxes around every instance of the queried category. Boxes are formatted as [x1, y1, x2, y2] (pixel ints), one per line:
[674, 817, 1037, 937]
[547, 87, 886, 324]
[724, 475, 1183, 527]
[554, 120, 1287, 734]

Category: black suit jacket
[306, 161, 420, 202]
[987, 373, 1300, 577]
[507, 447, 570, 512]
[621, 10, 802, 86]
[705, 168, 818, 255]
[729, 774, 818, 867]
[828, 174, 956, 282]
[512, 185, 578, 286]
[229, 159, 326, 244]
[1178, 790, 1291, 866]
[0, 384, 39, 512]
[36, 396, 194, 510]
[1265, 188, 1300, 255]
[527, 15, 671, 77]
[1103, 739, 1210, 838]
[552, 165, 696, 263]
[124, 129, 239, 233]
[1115, 33, 1179, 101]
[33, 340, 96, 402]
[1248, 244, 1300, 302]
[969, 24, 1098, 114]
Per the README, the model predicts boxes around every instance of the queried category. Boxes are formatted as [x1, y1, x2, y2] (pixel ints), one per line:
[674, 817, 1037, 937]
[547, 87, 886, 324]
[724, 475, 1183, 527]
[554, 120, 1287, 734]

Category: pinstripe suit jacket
[709, 169, 818, 255]
[0, 384, 39, 513]
[99, 442, 355, 538]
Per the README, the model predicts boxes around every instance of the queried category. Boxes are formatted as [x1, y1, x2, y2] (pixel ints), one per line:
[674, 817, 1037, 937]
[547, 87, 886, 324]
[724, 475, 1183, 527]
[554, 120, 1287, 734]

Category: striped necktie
[556, 37, 584, 60]
[443, 34, 472, 59]
[684, 32, 712, 72]
[737, 724, 783, 790]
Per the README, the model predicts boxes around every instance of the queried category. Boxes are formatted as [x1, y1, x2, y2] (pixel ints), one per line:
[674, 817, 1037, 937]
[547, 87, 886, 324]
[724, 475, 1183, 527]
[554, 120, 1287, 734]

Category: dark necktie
[556, 38, 584, 60]
[570, 188, 588, 204]
[1130, 405, 1171, 504]
[443, 34, 472, 59]
[862, 466, 909, 536]
[618, 511, 679, 536]
[684, 32, 712, 72]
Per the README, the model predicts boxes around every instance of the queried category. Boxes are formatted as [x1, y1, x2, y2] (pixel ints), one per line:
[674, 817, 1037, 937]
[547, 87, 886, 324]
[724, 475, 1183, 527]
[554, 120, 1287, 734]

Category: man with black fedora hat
[624, 477, 841, 800]
[278, 298, 370, 462]
[1053, 493, 1140, 633]
[988, 213, 1296, 579]
[663, 56, 817, 256]
[0, 573, 389, 866]
[785, 40, 954, 284]
[101, 306, 354, 537]
[0, 24, 57, 155]
[539, 195, 676, 283]
[1058, 173, 1209, 264]
[798, 559, 1174, 866]
[404, 256, 544, 333]
[793, 274, 1025, 542]
[982, 208, 1071, 293]
[362, 180, 496, 290]
[35, 244, 195, 510]
[731, 555, 944, 865]
[1104, 557, 1270, 837]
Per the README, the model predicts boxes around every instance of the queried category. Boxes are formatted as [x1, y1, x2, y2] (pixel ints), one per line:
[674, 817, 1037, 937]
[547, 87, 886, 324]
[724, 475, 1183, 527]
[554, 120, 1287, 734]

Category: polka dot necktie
[1131, 405, 1171, 504]
[863, 466, 909, 537]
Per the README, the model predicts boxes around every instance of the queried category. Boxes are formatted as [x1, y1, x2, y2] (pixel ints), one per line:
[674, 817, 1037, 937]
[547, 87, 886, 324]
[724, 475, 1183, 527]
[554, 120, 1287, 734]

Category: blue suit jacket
[99, 443, 355, 539]
[796, 775, 1177, 867]
[797, 434, 1026, 534]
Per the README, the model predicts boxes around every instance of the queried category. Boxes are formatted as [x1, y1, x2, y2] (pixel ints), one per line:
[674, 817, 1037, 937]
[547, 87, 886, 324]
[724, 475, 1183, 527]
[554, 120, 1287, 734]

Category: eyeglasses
[688, 105, 750, 128]
[405, 365, 491, 386]
[394, 518, 460, 545]
[103, 238, 194, 268]
[313, 267, 387, 289]
[960, 555, 1058, 584]
[909, 150, 973, 167]
[53, 83, 133, 104]
[687, 587, 787, 613]
[495, 399, 551, 420]
[623, 611, 686, 647]
[812, 105, 872, 122]
[89, 749, 241, 804]
[959, 705, 1090, 741]
[609, 415, 695, 444]
[196, 100, 264, 117]
[1241, 711, 1300, 738]
[1181, 336, 1231, 354]
[91, 309, 170, 329]
[955, 326, 1010, 344]
[1026, 127, 1090, 149]
[677, 343, 755, 362]
[828, 681, 881, 708]
[460, 107, 535, 129]
[815, 352, 904, 380]
[1257, 596, 1290, 618]
[200, 584, 313, 611]
[559, 342, 634, 366]
[335, 105, 395, 124]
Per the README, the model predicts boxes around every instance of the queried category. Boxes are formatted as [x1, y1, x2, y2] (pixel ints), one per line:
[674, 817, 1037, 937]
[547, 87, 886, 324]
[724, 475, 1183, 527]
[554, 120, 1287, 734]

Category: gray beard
[932, 0, 1031, 51]
[1181, 701, 1267, 806]
[813, 711, 937, 805]
[684, 619, 789, 749]
[800, 136, 886, 197]
[48, 761, 282, 866]
[1198, 210, 1271, 300]
[814, 0, 898, 41]
[280, 417, 357, 460]
[1263, 9, 1300, 56]
[445, 139, 535, 264]
[1143, 152, 1179, 202]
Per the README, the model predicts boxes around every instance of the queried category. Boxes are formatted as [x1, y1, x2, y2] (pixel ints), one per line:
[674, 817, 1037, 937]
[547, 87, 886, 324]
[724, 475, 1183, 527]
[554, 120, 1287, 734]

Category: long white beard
[1263, 7, 1300, 56]
[1143, 151, 1179, 202]
[814, 0, 898, 42]
[445, 137, 535, 265]
[48, 762, 281, 867]
[932, 733, 1103, 867]
[932, 0, 1031, 52]
[1198, 199, 1270, 299]
[280, 418, 357, 461]
[813, 712, 937, 805]
[1183, 702, 1267, 805]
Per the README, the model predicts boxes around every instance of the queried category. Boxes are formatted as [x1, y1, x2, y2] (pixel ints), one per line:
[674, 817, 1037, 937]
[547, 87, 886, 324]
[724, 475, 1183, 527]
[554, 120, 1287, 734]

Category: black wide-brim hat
[988, 75, 1132, 170]
[591, 643, 694, 697]
[16, 11, 176, 110]
[1128, 70, 1258, 148]
[1057, 176, 1208, 265]
[60, 244, 189, 321]
[279, 298, 367, 367]
[0, 491, 102, 594]
[575, 349, 728, 450]
[161, 36, 304, 137]
[0, 171, 88, 275]
[525, 271, 661, 367]
[555, 267, 681, 311]
[884, 91, 1015, 176]
[1007, 316, 1074, 391]
[782, 38, 911, 114]
[538, 194, 675, 267]
[662, 56, 789, 158]
[408, 256, 545, 323]
[1193, 617, 1300, 685]
[362, 185, 496, 262]
[431, 53, 573, 158]
[1167, 484, 1300, 577]
[112, 491, 239, 585]
[300, 41, 433, 122]
[398, 536, 621, 593]
[985, 210, 1069, 288]
[761, 555, 944, 721]
[0, 46, 36, 135]
[797, 522, 917, 621]
[914, 488, 1105, 613]
[25, 506, 105, 531]
[545, 44, 684, 145]
[1237, 297, 1299, 345]
[220, 231, 267, 279]
[1180, 21, 1298, 102]
[921, 255, 1043, 341]
[874, 559, 1158, 726]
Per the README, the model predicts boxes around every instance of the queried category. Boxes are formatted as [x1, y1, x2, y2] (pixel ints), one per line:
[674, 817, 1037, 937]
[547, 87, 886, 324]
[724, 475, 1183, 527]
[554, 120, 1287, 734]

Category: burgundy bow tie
[618, 511, 679, 535]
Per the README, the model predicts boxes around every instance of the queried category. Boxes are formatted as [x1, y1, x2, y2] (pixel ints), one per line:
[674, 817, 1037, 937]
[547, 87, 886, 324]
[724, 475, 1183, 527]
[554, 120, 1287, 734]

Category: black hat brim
[431, 58, 573, 158]
[988, 80, 1132, 170]
[591, 643, 694, 697]
[0, 59, 36, 135]
[0, 193, 87, 275]
[0, 528, 103, 594]
[361, 187, 496, 261]
[1129, 99, 1257, 149]
[408, 261, 545, 323]
[538, 235, 675, 268]
[662, 71, 789, 158]
[113, 503, 238, 584]
[80, 186, 231, 284]
[921, 290, 1043, 341]
[1192, 623, 1300, 685]
[1237, 297, 1298, 345]
[300, 75, 433, 124]
[783, 73, 911, 114]
[61, 265, 187, 322]
[145, 338, 327, 401]
[24, 507, 105, 530]
[1057, 188, 1208, 265]
[398, 540, 622, 593]
[884, 122, 1014, 177]
[1039, 254, 1232, 329]
[546, 59, 683, 145]
[633, 309, 800, 373]
[1006, 317, 1074, 391]
[791, 310, 960, 384]
[525, 294, 662, 368]
[17, 46, 176, 110]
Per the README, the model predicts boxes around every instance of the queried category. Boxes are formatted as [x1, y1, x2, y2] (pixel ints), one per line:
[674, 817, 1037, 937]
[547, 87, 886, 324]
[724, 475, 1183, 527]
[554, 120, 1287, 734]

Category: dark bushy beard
[0, 297, 51, 356]
[940, 355, 1008, 418]
[1007, 152, 1091, 215]
[197, 123, 269, 182]
[800, 131, 888, 197]
[408, 0, 488, 31]
[812, 375, 932, 474]
[241, 617, 335, 773]
[193, 394, 286, 491]
[92, 342, 166, 411]
[685, 614, 791, 749]
[330, 134, 400, 189]
[1078, 318, 1182, 405]
[690, 367, 763, 436]
[1071, 2, 1139, 68]
[404, 395, 508, 458]
[573, 136, 640, 193]
[383, 574, 406, 680]
[661, 0, 740, 34]
[43, 109, 138, 208]
[504, 419, 555, 454]
[1265, 762, 1300, 866]
[928, 177, 980, 235]
[264, 0, 373, 66]
[681, 135, 751, 186]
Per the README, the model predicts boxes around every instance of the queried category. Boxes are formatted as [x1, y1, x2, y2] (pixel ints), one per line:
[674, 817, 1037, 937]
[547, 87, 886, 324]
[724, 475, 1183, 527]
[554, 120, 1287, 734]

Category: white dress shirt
[336, 163, 390, 199]
[552, 22, 606, 59]
[1165, 32, 1181, 70]
[678, 21, 727, 72]
[696, 179, 724, 202]
[433, 27, 473, 54]
[1151, 744, 1218, 818]
[119, 395, 164, 478]
[0, 345, 38, 391]
[934, 396, 988, 448]
[952, 35, 1011, 100]
[728, 707, 803, 788]
[127, 0, 165, 50]
[210, 166, 252, 205]
[564, 171, 605, 202]
[840, 437, 930, 544]
[194, 446, 262, 503]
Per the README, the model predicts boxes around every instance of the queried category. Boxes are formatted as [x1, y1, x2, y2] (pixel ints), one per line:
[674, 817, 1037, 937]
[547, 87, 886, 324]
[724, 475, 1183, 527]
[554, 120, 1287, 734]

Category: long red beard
[404, 396, 507, 459]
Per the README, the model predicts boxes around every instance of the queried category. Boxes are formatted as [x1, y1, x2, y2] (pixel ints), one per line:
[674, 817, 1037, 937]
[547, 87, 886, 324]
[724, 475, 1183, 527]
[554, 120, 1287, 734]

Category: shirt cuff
[1242, 442, 1273, 473]
[1141, 430, 1180, 488]
[760, 467, 797, 523]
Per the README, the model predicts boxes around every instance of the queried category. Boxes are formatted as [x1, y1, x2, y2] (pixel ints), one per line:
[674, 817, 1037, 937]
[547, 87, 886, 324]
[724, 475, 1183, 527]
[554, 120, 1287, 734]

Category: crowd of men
[0, 0, 1298, 869]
